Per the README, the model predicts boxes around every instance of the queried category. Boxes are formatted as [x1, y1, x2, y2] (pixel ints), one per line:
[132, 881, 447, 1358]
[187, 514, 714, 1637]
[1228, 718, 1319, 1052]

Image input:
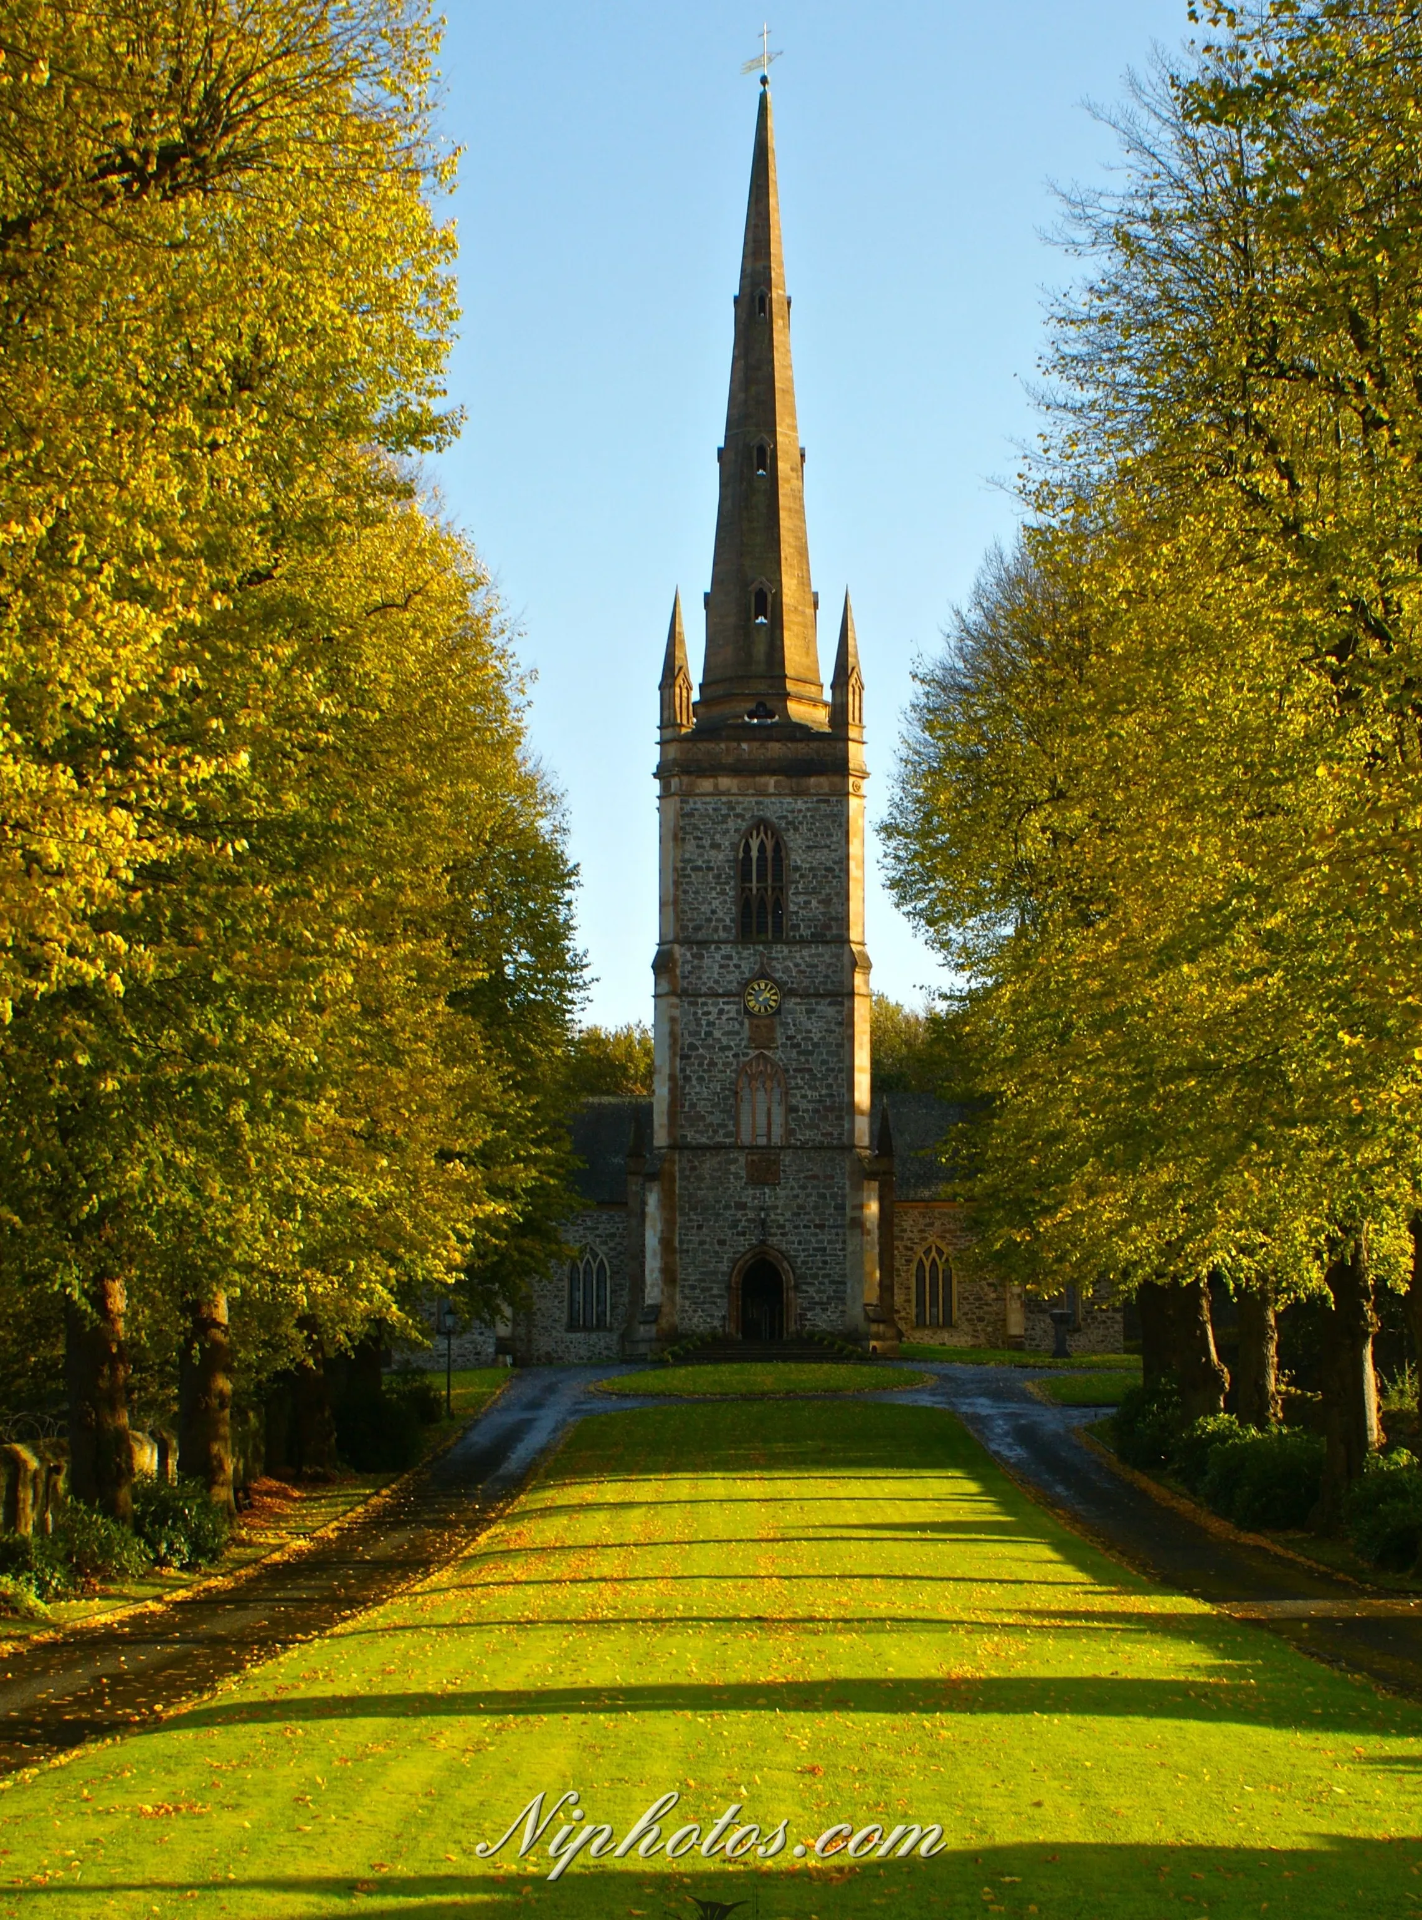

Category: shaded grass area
[598, 1362, 930, 1397]
[2, 1401, 1421, 1919]
[1036, 1371, 1139, 1408]
[0, 1370, 509, 1646]
[905, 1346, 1143, 1371]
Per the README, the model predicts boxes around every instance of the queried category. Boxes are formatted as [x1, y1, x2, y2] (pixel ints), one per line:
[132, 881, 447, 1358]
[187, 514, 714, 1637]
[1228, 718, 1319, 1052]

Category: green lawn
[2, 1400, 1419, 1919]
[905, 1345, 1143, 1371]
[598, 1361, 930, 1397]
[1035, 1371, 1139, 1408]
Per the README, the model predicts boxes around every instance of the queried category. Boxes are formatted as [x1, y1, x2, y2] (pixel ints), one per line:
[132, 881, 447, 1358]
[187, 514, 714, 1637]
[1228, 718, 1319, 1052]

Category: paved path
[897, 1361, 1422, 1697]
[4, 1358, 1422, 1773]
[0, 1367, 635, 1774]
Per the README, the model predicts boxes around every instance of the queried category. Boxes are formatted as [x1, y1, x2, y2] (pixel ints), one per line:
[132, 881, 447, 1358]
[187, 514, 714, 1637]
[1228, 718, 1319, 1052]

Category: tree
[886, 3, 1422, 1512]
[566, 1024, 654, 1100]
[0, 3, 584, 1513]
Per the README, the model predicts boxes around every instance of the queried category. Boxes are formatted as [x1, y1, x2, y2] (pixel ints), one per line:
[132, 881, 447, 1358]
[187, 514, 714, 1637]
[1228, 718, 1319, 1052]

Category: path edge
[0, 1372, 517, 1659]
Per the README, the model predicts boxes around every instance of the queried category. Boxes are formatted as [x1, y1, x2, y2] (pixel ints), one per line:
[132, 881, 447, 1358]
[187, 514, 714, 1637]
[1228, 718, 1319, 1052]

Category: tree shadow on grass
[13, 1841, 1422, 1919]
[448, 1522, 1049, 1562]
[156, 1669, 1399, 1738]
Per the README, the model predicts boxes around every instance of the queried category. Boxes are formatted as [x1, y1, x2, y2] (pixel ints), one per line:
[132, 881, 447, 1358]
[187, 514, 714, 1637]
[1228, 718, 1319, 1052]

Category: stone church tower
[497, 80, 1120, 1366]
[645, 76, 876, 1346]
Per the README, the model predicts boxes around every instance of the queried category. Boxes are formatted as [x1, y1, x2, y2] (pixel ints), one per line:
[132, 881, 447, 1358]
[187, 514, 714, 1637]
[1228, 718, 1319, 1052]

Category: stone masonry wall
[673, 1147, 860, 1335]
[892, 1202, 1008, 1348]
[398, 1302, 498, 1371]
[659, 784, 869, 1337]
[1023, 1286, 1125, 1355]
[515, 1208, 630, 1365]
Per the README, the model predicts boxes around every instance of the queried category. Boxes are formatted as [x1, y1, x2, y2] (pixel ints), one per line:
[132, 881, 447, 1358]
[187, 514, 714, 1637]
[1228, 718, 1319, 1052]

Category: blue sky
[430, 1, 1192, 1026]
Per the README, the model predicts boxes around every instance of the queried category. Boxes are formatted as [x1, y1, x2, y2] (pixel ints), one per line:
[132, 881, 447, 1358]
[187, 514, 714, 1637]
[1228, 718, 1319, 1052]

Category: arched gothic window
[736, 1053, 787, 1147]
[913, 1244, 954, 1329]
[738, 823, 785, 942]
[568, 1248, 609, 1330]
[754, 441, 770, 475]
[752, 584, 771, 623]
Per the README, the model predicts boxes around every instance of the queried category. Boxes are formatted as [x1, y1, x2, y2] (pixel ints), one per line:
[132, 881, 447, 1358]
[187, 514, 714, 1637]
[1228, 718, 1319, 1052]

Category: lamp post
[435, 1299, 458, 1415]
[1048, 1308, 1073, 1360]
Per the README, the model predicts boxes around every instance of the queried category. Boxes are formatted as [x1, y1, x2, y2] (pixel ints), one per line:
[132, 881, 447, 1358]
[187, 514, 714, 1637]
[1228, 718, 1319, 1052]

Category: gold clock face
[744, 977, 781, 1017]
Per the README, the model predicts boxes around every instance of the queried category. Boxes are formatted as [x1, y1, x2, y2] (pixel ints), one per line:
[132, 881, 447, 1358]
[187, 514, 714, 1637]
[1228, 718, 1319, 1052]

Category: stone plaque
[747, 1015, 778, 1049]
[745, 1151, 781, 1185]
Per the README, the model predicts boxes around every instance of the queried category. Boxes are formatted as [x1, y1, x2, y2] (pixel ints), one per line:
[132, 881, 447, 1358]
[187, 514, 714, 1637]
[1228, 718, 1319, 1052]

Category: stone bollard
[0, 1443, 40, 1535]
[127, 1430, 159, 1480]
[36, 1452, 67, 1535]
[153, 1429, 179, 1486]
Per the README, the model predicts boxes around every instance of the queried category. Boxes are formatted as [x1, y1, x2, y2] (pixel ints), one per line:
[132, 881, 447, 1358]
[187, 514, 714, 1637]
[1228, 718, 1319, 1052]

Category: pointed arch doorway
[729, 1247, 795, 1342]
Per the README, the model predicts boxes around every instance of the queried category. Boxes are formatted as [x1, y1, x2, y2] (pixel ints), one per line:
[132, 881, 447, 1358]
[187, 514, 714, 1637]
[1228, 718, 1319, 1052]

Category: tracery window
[738, 822, 785, 941]
[736, 1053, 787, 1147]
[913, 1244, 954, 1329]
[568, 1248, 609, 1330]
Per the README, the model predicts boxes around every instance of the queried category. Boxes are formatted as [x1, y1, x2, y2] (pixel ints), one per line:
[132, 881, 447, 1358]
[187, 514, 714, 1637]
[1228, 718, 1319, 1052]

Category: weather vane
[740, 23, 782, 81]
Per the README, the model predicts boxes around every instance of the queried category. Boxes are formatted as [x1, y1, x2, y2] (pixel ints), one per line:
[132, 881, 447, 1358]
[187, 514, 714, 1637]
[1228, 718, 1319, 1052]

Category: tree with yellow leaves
[888, 0, 1422, 1518]
[0, 3, 583, 1516]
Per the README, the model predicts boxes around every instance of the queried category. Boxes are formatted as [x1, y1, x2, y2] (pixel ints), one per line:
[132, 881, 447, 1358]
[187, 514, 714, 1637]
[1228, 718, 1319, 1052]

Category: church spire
[695, 79, 825, 730]
[659, 589, 693, 735]
[830, 589, 863, 738]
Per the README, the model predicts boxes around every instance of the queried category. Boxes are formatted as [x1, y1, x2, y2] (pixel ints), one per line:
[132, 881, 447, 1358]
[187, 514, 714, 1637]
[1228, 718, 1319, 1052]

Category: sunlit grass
[2, 1401, 1419, 1919]
[597, 1361, 929, 1397]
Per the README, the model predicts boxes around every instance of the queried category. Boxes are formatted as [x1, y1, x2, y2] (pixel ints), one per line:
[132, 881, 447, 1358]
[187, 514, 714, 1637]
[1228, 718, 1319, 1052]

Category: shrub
[386, 1369, 443, 1424]
[0, 1527, 76, 1600]
[1199, 1429, 1324, 1531]
[0, 1533, 54, 1601]
[0, 1573, 48, 1619]
[131, 1478, 230, 1569]
[1172, 1414, 1243, 1493]
[54, 1502, 149, 1589]
[1346, 1453, 1422, 1571]
[0, 1501, 151, 1596]
[1114, 1376, 1185, 1470]
[334, 1390, 424, 1471]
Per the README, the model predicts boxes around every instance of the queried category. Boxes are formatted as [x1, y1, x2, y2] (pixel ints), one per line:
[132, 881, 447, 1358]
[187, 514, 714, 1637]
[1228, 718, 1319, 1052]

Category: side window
[913, 1244, 954, 1329]
[567, 1249, 610, 1330]
[736, 1054, 787, 1146]
[738, 823, 786, 942]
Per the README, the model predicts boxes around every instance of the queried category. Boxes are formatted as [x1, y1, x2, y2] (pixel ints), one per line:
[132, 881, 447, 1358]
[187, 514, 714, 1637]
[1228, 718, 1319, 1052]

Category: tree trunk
[1312, 1231, 1378, 1531]
[290, 1316, 339, 1476]
[178, 1289, 235, 1515]
[64, 1278, 134, 1523]
[1172, 1277, 1230, 1422]
[1234, 1282, 1281, 1429]
[1136, 1280, 1175, 1389]
[1408, 1215, 1422, 1438]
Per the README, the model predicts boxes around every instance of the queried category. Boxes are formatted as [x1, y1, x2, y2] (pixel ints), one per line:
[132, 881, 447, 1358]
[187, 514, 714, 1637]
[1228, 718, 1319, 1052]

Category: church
[508, 80, 1122, 1366]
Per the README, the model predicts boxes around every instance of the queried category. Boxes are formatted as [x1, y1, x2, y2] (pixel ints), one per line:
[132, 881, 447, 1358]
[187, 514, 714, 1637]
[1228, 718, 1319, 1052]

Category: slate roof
[569, 1097, 652, 1205]
[873, 1089, 968, 1200]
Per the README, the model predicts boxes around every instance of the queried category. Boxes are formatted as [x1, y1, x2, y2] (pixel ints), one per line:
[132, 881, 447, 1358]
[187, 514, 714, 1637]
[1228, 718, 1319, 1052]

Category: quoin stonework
[507, 80, 1122, 1367]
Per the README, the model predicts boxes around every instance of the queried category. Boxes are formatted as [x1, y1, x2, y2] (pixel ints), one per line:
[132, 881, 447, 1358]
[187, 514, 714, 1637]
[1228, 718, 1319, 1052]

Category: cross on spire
[740, 23, 782, 82]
